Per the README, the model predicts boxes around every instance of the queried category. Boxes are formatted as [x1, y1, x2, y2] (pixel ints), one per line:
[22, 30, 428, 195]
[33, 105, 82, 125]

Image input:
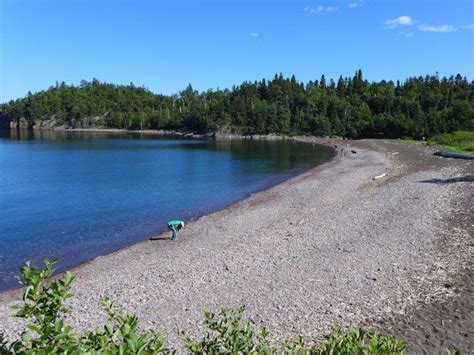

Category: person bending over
[167, 220, 184, 240]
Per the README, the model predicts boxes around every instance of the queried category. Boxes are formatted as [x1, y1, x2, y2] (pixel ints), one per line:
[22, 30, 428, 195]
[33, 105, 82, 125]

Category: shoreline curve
[0, 138, 472, 353]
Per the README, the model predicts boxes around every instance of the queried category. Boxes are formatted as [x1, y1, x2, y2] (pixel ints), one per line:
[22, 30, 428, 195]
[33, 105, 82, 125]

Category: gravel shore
[0, 139, 472, 352]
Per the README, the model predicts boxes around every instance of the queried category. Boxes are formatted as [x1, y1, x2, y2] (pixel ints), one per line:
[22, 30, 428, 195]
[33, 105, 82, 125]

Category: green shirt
[168, 220, 182, 228]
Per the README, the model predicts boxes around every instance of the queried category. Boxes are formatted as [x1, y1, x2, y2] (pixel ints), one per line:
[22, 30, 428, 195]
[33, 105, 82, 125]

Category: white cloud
[385, 16, 413, 26]
[249, 32, 259, 37]
[320, 5, 338, 12]
[348, 3, 360, 9]
[418, 24, 455, 33]
[304, 5, 338, 14]
[463, 24, 474, 29]
[384, 15, 461, 34]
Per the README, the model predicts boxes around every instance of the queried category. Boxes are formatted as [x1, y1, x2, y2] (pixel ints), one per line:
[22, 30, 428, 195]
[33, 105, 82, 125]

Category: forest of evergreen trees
[1, 70, 473, 139]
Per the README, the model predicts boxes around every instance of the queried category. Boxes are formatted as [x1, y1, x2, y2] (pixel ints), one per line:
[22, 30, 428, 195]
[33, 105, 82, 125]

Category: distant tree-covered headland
[1, 70, 473, 139]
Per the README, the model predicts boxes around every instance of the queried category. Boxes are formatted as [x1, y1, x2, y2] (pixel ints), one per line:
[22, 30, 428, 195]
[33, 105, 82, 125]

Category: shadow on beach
[418, 175, 474, 184]
[148, 237, 170, 241]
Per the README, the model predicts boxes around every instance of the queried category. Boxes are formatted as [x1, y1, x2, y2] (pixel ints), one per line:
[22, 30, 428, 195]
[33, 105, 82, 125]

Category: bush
[184, 307, 407, 354]
[428, 131, 474, 152]
[1, 259, 169, 354]
[2, 258, 450, 354]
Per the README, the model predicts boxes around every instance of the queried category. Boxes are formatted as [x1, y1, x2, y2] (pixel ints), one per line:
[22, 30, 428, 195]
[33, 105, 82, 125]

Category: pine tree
[319, 75, 327, 89]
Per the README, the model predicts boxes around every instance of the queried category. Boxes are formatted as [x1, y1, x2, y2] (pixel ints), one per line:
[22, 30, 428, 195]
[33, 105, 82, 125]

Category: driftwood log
[434, 151, 474, 160]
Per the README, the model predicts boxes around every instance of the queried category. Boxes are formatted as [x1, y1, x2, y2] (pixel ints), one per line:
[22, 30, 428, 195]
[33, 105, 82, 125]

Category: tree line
[1, 70, 473, 139]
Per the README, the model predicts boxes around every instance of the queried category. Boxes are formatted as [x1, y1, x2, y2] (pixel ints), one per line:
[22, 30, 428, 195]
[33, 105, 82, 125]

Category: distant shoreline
[9, 126, 334, 142]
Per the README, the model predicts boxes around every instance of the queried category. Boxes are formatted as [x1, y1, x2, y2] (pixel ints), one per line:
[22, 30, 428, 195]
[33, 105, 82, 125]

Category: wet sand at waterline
[0, 139, 472, 353]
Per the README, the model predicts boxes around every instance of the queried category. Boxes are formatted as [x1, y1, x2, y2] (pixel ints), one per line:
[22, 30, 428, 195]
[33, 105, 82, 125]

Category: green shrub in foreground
[0, 258, 454, 354]
[184, 306, 406, 354]
[2, 259, 170, 354]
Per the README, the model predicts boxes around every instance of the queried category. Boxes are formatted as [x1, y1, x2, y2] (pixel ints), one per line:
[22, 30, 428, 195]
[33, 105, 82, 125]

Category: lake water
[0, 130, 334, 292]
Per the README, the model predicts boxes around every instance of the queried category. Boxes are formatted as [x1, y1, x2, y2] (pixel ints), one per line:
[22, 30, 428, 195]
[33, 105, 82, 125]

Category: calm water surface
[0, 130, 334, 291]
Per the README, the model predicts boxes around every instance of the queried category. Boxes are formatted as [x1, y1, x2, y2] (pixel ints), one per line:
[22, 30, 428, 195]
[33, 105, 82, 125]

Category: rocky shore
[0, 139, 472, 353]
[11, 125, 291, 141]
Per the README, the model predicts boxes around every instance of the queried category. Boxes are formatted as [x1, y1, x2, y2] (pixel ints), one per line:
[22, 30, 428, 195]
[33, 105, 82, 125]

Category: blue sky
[1, 0, 473, 102]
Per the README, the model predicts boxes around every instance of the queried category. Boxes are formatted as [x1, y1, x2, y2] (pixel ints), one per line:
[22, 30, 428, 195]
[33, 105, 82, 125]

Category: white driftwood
[391, 152, 400, 155]
[373, 173, 387, 180]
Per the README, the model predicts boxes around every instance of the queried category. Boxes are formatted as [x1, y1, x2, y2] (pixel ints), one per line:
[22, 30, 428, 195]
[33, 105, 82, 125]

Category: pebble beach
[0, 139, 472, 353]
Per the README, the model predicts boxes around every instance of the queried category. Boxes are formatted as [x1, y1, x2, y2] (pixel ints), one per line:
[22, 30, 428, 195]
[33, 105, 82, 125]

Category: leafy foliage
[78, 297, 169, 354]
[305, 325, 406, 354]
[0, 259, 459, 354]
[1, 259, 169, 354]
[184, 305, 272, 354]
[1, 71, 473, 139]
[428, 131, 474, 153]
[9, 259, 76, 354]
[185, 308, 406, 354]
